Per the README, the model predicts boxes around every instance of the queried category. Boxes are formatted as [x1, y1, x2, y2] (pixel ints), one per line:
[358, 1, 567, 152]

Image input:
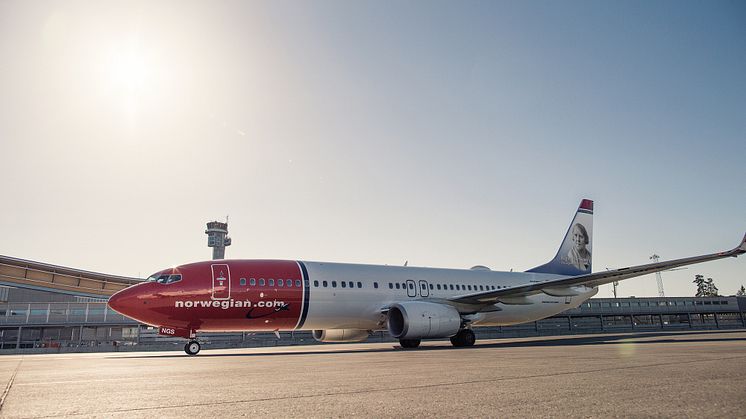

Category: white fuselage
[301, 261, 598, 331]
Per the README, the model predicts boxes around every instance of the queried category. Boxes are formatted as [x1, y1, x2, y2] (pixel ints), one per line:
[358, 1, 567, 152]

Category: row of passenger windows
[313, 280, 368, 289]
[389, 283, 504, 291]
[237, 277, 508, 292]
[238, 278, 303, 288]
[310, 280, 507, 292]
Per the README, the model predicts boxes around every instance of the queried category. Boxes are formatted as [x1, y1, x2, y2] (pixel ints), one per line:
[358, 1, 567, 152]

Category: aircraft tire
[461, 329, 476, 347]
[399, 338, 421, 349]
[184, 340, 201, 355]
[450, 329, 475, 347]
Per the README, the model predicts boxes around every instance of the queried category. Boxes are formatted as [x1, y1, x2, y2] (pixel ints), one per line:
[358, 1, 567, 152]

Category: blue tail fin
[527, 199, 594, 276]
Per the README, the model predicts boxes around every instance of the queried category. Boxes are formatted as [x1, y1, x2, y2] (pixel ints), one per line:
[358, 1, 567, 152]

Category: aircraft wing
[450, 233, 746, 305]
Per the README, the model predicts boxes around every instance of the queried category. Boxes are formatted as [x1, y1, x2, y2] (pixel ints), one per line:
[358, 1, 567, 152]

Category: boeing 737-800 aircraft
[108, 200, 745, 355]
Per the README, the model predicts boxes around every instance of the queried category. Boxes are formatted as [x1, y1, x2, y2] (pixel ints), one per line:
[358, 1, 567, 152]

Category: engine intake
[312, 329, 369, 343]
[387, 302, 461, 340]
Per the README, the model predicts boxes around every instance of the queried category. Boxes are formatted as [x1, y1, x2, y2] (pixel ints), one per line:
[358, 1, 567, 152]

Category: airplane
[107, 199, 746, 355]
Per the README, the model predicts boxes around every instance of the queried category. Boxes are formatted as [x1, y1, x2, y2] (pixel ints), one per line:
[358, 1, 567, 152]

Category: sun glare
[108, 48, 148, 92]
[101, 36, 157, 117]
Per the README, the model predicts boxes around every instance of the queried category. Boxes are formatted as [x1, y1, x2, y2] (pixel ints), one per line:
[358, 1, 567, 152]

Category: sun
[101, 36, 155, 115]
[108, 48, 148, 92]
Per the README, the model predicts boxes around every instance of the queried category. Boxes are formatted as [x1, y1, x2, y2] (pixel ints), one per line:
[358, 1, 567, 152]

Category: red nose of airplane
[108, 284, 145, 319]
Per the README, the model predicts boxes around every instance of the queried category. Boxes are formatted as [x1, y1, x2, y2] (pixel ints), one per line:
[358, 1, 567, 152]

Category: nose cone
[108, 284, 145, 319]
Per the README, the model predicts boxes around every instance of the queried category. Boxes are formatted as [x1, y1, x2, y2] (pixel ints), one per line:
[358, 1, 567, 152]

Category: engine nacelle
[312, 329, 369, 343]
[387, 302, 461, 340]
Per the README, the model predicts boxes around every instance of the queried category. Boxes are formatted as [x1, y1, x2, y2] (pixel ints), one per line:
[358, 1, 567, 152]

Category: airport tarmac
[1, 330, 745, 418]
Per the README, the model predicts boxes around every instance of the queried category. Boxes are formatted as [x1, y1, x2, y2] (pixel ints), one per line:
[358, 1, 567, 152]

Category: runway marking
[0, 356, 23, 412]
[23, 354, 746, 418]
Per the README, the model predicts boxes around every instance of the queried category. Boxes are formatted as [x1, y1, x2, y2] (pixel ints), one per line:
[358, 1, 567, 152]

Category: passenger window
[437, 284, 441, 290]
[479, 285, 484, 291]
[250, 278, 256, 286]
[323, 280, 328, 287]
[349, 281, 354, 288]
[240, 278, 247, 286]
[278, 279, 284, 287]
[313, 280, 319, 287]
[295, 279, 301, 287]
[429, 284, 433, 290]
[456, 285, 460, 291]
[374, 282, 378, 289]
[259, 278, 265, 286]
[270, 279, 276, 287]
[395, 283, 400, 289]
[408, 283, 414, 290]
[332, 281, 337, 287]
[357, 282, 362, 288]
[449, 284, 454, 290]
[341, 281, 346, 288]
[389, 283, 393, 289]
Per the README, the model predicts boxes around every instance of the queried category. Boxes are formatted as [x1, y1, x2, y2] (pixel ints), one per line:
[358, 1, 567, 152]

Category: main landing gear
[398, 330, 475, 349]
[450, 329, 476, 347]
[399, 338, 421, 349]
[184, 340, 201, 355]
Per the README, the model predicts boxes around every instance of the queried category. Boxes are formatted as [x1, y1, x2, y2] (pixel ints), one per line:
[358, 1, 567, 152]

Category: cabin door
[211, 264, 231, 300]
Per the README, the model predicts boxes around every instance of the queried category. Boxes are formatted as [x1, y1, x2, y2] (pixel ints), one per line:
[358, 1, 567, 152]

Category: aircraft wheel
[184, 340, 201, 355]
[399, 338, 421, 349]
[450, 329, 476, 347]
[461, 329, 476, 347]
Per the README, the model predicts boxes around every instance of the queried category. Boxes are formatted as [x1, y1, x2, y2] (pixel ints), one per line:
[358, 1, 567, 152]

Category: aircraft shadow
[110, 329, 746, 359]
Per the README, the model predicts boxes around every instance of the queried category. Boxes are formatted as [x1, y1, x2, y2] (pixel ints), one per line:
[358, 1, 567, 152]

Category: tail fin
[527, 199, 594, 276]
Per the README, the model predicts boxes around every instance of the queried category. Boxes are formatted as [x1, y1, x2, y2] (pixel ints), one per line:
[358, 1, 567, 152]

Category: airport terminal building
[2, 254, 745, 352]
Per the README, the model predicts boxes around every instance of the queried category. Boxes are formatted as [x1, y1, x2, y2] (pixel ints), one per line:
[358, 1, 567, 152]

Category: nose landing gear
[184, 340, 201, 355]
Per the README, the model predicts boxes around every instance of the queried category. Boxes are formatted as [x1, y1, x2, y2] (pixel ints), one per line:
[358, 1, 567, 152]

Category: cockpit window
[146, 273, 182, 284]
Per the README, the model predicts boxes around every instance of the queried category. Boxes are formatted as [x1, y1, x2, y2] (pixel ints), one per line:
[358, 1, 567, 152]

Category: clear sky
[1, 1, 744, 297]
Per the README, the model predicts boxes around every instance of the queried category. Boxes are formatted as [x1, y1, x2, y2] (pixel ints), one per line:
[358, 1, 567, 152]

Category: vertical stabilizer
[527, 199, 593, 276]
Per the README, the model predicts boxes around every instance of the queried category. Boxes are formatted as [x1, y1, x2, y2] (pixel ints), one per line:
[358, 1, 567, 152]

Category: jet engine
[312, 329, 370, 343]
[387, 302, 461, 340]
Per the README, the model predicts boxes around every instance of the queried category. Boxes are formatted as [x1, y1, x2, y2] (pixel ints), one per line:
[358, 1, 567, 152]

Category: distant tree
[705, 277, 719, 297]
[693, 275, 707, 297]
[737, 285, 746, 296]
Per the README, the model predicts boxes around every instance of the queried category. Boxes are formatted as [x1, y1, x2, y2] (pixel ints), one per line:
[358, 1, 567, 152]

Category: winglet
[736, 233, 746, 255]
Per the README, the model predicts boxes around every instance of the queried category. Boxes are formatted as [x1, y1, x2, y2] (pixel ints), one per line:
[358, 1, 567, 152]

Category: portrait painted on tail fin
[561, 223, 592, 270]
[527, 199, 593, 276]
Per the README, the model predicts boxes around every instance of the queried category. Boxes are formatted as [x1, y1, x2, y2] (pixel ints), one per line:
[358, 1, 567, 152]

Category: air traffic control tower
[205, 221, 231, 260]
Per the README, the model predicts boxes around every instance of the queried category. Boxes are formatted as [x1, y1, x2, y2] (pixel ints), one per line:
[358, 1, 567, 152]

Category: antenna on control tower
[206, 219, 231, 260]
